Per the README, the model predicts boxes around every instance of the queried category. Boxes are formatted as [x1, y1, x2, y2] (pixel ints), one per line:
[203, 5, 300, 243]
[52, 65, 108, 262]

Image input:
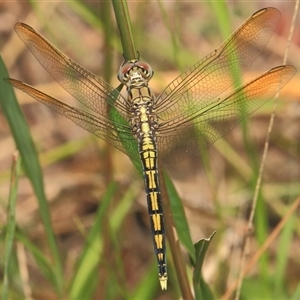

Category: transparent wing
[154, 7, 292, 165]
[14, 22, 129, 115]
[7, 79, 140, 162]
[155, 7, 281, 117]
[11, 22, 141, 161]
[157, 66, 296, 166]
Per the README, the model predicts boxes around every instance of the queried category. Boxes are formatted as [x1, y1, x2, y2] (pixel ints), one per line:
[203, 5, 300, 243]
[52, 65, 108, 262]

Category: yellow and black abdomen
[139, 133, 167, 288]
[129, 83, 168, 289]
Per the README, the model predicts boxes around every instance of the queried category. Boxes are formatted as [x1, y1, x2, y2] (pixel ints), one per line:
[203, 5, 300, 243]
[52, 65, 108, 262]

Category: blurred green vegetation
[0, 1, 299, 299]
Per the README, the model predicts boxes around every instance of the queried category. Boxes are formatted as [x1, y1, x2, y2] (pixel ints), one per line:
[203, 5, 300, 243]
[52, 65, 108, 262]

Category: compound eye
[118, 62, 134, 81]
[136, 61, 153, 78]
[136, 61, 151, 71]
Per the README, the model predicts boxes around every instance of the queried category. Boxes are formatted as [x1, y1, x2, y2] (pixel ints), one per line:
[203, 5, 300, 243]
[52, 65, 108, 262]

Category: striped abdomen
[139, 133, 167, 289]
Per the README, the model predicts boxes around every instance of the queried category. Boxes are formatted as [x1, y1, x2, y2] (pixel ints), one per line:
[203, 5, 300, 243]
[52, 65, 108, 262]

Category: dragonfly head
[118, 60, 153, 87]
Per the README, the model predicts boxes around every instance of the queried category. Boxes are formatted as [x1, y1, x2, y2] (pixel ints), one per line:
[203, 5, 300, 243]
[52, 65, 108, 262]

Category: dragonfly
[6, 7, 296, 290]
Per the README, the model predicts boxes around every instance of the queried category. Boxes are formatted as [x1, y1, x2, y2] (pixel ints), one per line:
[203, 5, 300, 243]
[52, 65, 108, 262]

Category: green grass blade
[0, 55, 63, 295]
[157, 0, 182, 69]
[69, 182, 117, 299]
[15, 231, 57, 285]
[111, 0, 137, 60]
[209, 0, 231, 39]
[163, 171, 195, 263]
[108, 86, 142, 174]
[273, 214, 296, 297]
[131, 262, 165, 299]
[110, 184, 139, 232]
[254, 191, 270, 289]
[69, 182, 138, 299]
[291, 282, 300, 300]
[2, 152, 21, 300]
[193, 232, 216, 300]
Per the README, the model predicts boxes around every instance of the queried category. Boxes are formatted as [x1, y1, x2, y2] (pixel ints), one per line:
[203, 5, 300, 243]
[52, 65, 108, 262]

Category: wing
[14, 22, 129, 115]
[7, 79, 140, 162]
[157, 66, 296, 166]
[155, 7, 281, 118]
[11, 22, 140, 161]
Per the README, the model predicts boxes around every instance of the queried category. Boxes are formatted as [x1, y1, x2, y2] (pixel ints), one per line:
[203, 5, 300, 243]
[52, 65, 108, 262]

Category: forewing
[155, 7, 281, 118]
[157, 66, 296, 166]
[7, 79, 140, 162]
[14, 22, 129, 115]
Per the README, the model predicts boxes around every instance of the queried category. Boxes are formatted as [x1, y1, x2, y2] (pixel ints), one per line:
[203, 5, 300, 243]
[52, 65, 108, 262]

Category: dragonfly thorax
[129, 97, 158, 137]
